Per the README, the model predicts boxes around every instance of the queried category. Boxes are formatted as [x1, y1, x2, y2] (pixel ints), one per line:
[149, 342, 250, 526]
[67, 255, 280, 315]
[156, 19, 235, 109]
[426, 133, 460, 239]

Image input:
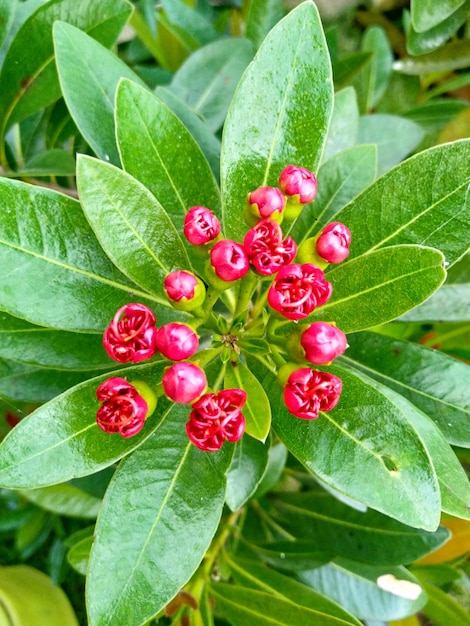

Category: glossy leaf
[54, 22, 145, 166]
[264, 364, 441, 530]
[253, 441, 288, 498]
[87, 405, 230, 626]
[67, 536, 93, 576]
[357, 114, 423, 176]
[308, 245, 446, 333]
[322, 87, 359, 162]
[300, 559, 426, 621]
[20, 484, 102, 518]
[116, 79, 221, 230]
[291, 144, 377, 244]
[225, 359, 271, 441]
[0, 361, 173, 489]
[394, 40, 470, 75]
[0, 177, 158, 332]
[244, 0, 285, 50]
[226, 435, 269, 511]
[226, 556, 362, 626]
[411, 0, 466, 32]
[169, 38, 253, 132]
[245, 539, 333, 572]
[344, 332, 470, 448]
[221, 1, 333, 242]
[0, 0, 131, 133]
[333, 140, 470, 267]
[270, 490, 449, 565]
[400, 283, 470, 321]
[407, 1, 470, 55]
[14, 149, 76, 177]
[332, 52, 372, 90]
[77, 155, 191, 300]
[0, 312, 110, 370]
[0, 0, 19, 63]
[354, 27, 393, 113]
[415, 579, 470, 626]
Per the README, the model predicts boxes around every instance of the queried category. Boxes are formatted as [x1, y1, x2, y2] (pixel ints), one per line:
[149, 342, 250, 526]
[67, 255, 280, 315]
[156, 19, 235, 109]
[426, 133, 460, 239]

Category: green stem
[249, 280, 270, 322]
[192, 286, 222, 322]
[270, 345, 287, 368]
[232, 271, 258, 326]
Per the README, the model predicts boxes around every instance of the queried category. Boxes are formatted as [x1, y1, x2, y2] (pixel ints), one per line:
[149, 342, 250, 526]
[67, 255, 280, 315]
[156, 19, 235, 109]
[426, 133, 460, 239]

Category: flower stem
[231, 270, 258, 327]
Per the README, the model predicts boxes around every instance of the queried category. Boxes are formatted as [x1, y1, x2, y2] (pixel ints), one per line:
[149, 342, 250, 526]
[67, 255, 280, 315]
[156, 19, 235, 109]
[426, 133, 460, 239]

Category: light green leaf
[395, 40, 470, 75]
[407, 1, 470, 55]
[226, 436, 269, 511]
[332, 52, 372, 91]
[333, 140, 470, 267]
[411, 0, 466, 32]
[67, 536, 93, 576]
[221, 1, 333, 242]
[54, 21, 145, 166]
[322, 87, 359, 162]
[76, 155, 191, 300]
[414, 577, 470, 626]
[161, 0, 218, 47]
[0, 177, 158, 332]
[308, 245, 446, 333]
[244, 0, 285, 50]
[20, 484, 102, 518]
[354, 26, 393, 113]
[400, 284, 470, 321]
[87, 405, 231, 626]
[344, 332, 470, 448]
[253, 441, 288, 498]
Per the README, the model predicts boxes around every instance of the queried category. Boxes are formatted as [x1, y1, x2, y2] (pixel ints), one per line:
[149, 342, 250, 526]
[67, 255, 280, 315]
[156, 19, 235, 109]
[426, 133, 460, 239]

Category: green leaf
[407, 1, 470, 55]
[87, 405, 230, 626]
[354, 26, 393, 113]
[291, 144, 377, 244]
[67, 535, 93, 576]
[0, 361, 173, 489]
[168, 38, 254, 132]
[225, 556, 362, 626]
[226, 435, 269, 511]
[332, 52, 372, 91]
[0, 312, 111, 370]
[299, 558, 426, 621]
[333, 140, 470, 267]
[322, 87, 359, 162]
[116, 79, 221, 231]
[224, 360, 271, 441]
[221, 1, 333, 242]
[344, 332, 470, 448]
[161, 0, 218, 47]
[414, 578, 470, 626]
[308, 245, 446, 333]
[0, 0, 19, 62]
[244, 0, 285, 50]
[20, 484, 102, 518]
[0, 177, 159, 332]
[357, 114, 423, 176]
[76, 155, 191, 300]
[265, 364, 441, 530]
[253, 441, 287, 498]
[270, 490, 449, 565]
[400, 284, 470, 321]
[395, 40, 470, 75]
[0, 0, 131, 134]
[13, 149, 76, 177]
[245, 539, 333, 572]
[411, 0, 466, 32]
[54, 22, 145, 166]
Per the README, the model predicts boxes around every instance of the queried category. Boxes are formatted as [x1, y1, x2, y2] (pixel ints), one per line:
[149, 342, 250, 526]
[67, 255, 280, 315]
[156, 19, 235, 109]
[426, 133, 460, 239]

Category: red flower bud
[184, 206, 221, 245]
[164, 270, 206, 311]
[284, 368, 342, 420]
[96, 377, 155, 437]
[279, 165, 317, 204]
[186, 389, 246, 451]
[155, 323, 199, 361]
[245, 186, 285, 226]
[316, 222, 352, 264]
[102, 303, 157, 363]
[210, 240, 249, 283]
[300, 322, 347, 364]
[268, 263, 332, 321]
[162, 362, 207, 404]
[243, 218, 296, 276]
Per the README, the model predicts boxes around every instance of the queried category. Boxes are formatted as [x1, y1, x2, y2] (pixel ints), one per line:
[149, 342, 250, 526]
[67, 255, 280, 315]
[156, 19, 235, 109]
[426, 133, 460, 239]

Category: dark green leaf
[0, 0, 19, 62]
[221, 1, 333, 242]
[309, 246, 446, 332]
[413, 577, 470, 626]
[244, 0, 285, 50]
[0, 0, 131, 133]
[76, 155, 191, 300]
[87, 405, 230, 626]
[322, 87, 359, 162]
[270, 490, 449, 565]
[332, 52, 372, 91]
[411, 0, 466, 32]
[245, 539, 334, 572]
[54, 22, 145, 166]
[333, 140, 470, 267]
[299, 558, 426, 621]
[344, 332, 470, 448]
[400, 283, 470, 321]
[226, 436, 269, 511]
[14, 149, 76, 177]
[354, 27, 392, 113]
[20, 484, 101, 519]
[0, 361, 173, 488]
[407, 1, 470, 55]
[169, 38, 254, 132]
[253, 441, 287, 498]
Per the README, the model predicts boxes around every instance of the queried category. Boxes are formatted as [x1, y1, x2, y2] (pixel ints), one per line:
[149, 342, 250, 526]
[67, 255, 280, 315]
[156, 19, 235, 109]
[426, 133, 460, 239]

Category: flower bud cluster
[94, 166, 352, 450]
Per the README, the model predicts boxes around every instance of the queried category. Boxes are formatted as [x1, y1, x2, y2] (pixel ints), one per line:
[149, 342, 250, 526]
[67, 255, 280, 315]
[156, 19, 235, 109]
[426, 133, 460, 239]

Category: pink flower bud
[316, 222, 352, 264]
[164, 270, 206, 311]
[155, 323, 199, 361]
[96, 377, 155, 437]
[186, 389, 246, 451]
[243, 218, 296, 276]
[284, 368, 342, 420]
[210, 240, 249, 282]
[300, 322, 347, 364]
[268, 263, 332, 321]
[184, 206, 221, 245]
[102, 303, 157, 363]
[162, 362, 207, 404]
[279, 165, 317, 204]
[245, 186, 285, 226]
